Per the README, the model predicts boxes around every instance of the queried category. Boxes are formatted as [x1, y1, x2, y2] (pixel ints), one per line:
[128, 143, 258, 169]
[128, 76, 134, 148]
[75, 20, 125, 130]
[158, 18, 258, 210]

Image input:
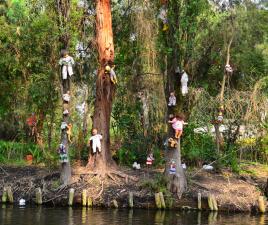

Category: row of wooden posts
[1, 187, 266, 213]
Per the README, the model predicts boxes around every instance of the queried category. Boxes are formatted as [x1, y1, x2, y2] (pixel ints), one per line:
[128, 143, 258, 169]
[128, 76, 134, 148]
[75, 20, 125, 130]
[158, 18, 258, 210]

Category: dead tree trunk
[56, 0, 71, 185]
[87, 0, 116, 172]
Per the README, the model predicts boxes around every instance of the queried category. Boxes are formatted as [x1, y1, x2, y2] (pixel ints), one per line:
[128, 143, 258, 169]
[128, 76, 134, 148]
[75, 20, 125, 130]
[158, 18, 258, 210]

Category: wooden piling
[82, 189, 87, 207]
[197, 192, 202, 210]
[211, 195, 218, 211]
[128, 192, 133, 208]
[2, 187, 7, 203]
[7, 186, 13, 203]
[87, 197, 93, 208]
[112, 199, 118, 208]
[208, 194, 213, 211]
[258, 196, 266, 213]
[155, 193, 162, 209]
[159, 192, 166, 209]
[35, 188, 42, 205]
[68, 188, 75, 206]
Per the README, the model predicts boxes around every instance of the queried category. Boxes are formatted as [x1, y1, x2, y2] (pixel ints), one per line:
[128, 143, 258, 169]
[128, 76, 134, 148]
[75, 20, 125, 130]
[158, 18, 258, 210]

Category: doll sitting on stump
[88, 128, 102, 154]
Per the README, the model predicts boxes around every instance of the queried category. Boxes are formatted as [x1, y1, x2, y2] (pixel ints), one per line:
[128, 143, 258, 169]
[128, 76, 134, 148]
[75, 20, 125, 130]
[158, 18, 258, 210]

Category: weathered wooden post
[258, 196, 266, 213]
[82, 190, 87, 207]
[7, 186, 13, 203]
[68, 188, 75, 206]
[87, 197, 93, 208]
[208, 194, 213, 211]
[197, 192, 202, 210]
[2, 187, 7, 203]
[159, 192, 166, 209]
[35, 188, 42, 205]
[112, 199, 118, 208]
[128, 192, 134, 208]
[155, 193, 162, 209]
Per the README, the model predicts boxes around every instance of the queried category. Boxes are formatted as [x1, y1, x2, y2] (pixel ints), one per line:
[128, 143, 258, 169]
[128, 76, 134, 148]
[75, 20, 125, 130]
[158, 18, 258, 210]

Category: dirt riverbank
[0, 162, 267, 212]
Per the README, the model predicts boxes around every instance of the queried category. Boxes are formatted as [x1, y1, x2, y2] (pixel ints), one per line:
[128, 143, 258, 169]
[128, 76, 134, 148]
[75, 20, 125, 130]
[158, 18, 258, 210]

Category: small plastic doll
[181, 70, 189, 96]
[59, 50, 75, 80]
[88, 128, 102, 153]
[168, 114, 186, 139]
[105, 65, 118, 84]
[146, 153, 154, 166]
[225, 64, 233, 74]
[63, 91, 70, 102]
[58, 143, 68, 163]
[169, 160, 176, 175]
[168, 91, 176, 107]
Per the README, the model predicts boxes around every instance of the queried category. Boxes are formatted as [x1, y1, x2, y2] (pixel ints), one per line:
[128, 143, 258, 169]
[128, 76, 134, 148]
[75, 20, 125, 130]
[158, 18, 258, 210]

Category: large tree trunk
[87, 0, 116, 172]
[56, 0, 71, 185]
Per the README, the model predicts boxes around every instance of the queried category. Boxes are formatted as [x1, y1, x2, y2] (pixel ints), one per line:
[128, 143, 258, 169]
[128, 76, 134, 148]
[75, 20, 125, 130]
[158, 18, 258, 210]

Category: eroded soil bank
[0, 162, 267, 212]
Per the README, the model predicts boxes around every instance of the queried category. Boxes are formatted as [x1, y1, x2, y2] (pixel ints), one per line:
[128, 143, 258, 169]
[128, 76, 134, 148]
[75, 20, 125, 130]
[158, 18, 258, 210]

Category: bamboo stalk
[155, 193, 162, 209]
[87, 197, 93, 208]
[159, 192, 166, 209]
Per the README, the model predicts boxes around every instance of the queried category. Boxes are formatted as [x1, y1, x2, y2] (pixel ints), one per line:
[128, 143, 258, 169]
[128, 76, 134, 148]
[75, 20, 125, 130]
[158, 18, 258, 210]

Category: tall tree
[87, 0, 116, 173]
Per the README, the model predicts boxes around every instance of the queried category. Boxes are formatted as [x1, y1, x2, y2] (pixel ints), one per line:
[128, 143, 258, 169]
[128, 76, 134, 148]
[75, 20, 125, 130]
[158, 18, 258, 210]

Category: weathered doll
[225, 64, 233, 73]
[168, 114, 186, 139]
[67, 123, 72, 143]
[181, 70, 189, 96]
[58, 143, 68, 163]
[63, 91, 71, 103]
[105, 65, 118, 84]
[168, 91, 176, 106]
[59, 50, 75, 80]
[88, 128, 102, 153]
[169, 160, 176, 175]
[158, 6, 169, 31]
[146, 153, 154, 166]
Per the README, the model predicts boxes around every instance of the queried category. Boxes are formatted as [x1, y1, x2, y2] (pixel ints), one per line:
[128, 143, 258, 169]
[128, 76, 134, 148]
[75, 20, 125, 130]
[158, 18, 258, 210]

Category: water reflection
[0, 206, 268, 225]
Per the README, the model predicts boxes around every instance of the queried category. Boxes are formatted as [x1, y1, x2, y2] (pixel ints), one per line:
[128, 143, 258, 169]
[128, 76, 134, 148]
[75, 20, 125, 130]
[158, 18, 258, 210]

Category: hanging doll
[59, 50, 75, 80]
[225, 64, 233, 74]
[168, 91, 176, 107]
[158, 6, 169, 31]
[26, 113, 37, 136]
[169, 160, 176, 175]
[146, 153, 154, 166]
[168, 138, 177, 148]
[63, 109, 69, 116]
[58, 143, 68, 163]
[181, 70, 189, 96]
[217, 112, 223, 123]
[88, 128, 102, 153]
[67, 123, 72, 143]
[61, 122, 68, 130]
[105, 64, 118, 84]
[168, 114, 186, 139]
[63, 91, 71, 103]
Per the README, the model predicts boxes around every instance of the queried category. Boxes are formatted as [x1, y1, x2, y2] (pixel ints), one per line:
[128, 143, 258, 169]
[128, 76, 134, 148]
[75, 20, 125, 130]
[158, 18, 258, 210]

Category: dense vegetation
[0, 0, 267, 173]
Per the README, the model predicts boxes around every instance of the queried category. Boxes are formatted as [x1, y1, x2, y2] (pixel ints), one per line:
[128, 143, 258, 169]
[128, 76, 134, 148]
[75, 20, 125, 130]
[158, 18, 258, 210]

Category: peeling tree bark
[87, 0, 116, 172]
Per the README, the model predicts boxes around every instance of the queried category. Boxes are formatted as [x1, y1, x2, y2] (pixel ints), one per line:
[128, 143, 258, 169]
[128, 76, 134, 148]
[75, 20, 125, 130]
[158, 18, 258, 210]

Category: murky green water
[0, 206, 267, 225]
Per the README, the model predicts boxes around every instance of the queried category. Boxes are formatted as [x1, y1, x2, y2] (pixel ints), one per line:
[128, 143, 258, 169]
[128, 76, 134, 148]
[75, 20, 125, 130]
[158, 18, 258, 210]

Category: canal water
[0, 206, 267, 225]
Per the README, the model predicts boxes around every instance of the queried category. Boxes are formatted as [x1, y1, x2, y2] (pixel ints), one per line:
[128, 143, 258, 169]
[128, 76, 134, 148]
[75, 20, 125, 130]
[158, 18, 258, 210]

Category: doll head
[170, 91, 175, 97]
[176, 113, 185, 121]
[61, 49, 68, 58]
[92, 128, 98, 135]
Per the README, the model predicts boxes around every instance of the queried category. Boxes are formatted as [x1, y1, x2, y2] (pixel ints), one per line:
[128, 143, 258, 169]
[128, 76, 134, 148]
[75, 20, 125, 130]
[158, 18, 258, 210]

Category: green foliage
[141, 174, 168, 193]
[181, 123, 217, 164]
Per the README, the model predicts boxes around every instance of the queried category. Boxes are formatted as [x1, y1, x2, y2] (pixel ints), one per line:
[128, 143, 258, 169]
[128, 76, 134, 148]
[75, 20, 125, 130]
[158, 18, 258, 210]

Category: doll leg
[175, 130, 182, 139]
